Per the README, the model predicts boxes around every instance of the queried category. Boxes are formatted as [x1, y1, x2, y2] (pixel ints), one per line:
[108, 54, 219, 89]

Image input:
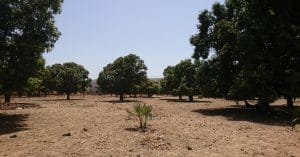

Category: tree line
[0, 0, 64, 102]
[190, 0, 300, 109]
[1, 0, 299, 109]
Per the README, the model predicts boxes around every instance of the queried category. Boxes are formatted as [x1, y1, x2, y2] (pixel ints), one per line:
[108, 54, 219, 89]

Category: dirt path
[0, 95, 299, 157]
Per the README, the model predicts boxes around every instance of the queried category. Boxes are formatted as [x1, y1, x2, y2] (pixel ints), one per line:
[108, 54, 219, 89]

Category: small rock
[187, 146, 193, 150]
[137, 155, 141, 157]
[63, 133, 71, 136]
[83, 128, 88, 132]
[128, 149, 133, 152]
[10, 135, 17, 138]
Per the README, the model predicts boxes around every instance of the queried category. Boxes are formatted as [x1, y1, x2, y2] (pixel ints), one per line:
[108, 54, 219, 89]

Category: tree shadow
[160, 98, 212, 103]
[124, 127, 155, 133]
[136, 96, 161, 99]
[0, 114, 29, 135]
[34, 98, 85, 102]
[192, 105, 298, 126]
[124, 127, 141, 132]
[0, 103, 41, 110]
[98, 100, 140, 104]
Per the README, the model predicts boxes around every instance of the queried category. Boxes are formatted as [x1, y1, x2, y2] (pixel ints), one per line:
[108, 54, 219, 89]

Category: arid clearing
[0, 95, 299, 157]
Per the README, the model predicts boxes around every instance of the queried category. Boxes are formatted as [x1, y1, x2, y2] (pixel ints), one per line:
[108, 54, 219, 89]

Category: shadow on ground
[192, 105, 298, 126]
[0, 114, 29, 135]
[0, 103, 41, 110]
[34, 98, 85, 102]
[98, 100, 140, 104]
[124, 127, 141, 132]
[125, 127, 155, 133]
[160, 98, 212, 103]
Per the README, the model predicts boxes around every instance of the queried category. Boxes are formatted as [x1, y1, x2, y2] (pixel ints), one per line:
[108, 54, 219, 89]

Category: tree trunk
[4, 92, 11, 103]
[17, 91, 22, 98]
[144, 119, 147, 129]
[148, 93, 153, 98]
[287, 97, 294, 108]
[256, 99, 270, 111]
[67, 93, 70, 100]
[188, 95, 193, 102]
[179, 95, 182, 100]
[245, 100, 251, 108]
[120, 93, 124, 102]
[139, 118, 143, 128]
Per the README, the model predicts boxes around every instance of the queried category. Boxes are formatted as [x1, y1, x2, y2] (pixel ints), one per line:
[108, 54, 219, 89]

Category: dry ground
[0, 95, 299, 157]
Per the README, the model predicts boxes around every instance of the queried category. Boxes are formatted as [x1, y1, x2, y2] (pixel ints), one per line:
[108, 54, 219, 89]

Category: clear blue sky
[43, 0, 222, 79]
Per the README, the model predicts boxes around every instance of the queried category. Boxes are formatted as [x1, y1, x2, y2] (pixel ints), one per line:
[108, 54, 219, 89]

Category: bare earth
[0, 95, 299, 157]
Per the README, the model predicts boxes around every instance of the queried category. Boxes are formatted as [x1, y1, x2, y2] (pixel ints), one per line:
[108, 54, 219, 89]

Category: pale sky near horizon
[43, 0, 222, 79]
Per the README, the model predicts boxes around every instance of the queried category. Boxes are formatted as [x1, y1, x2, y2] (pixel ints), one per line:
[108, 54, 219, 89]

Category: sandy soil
[0, 95, 299, 157]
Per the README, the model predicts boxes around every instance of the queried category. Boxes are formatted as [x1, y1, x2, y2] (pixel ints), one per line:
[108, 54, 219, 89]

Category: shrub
[127, 103, 153, 129]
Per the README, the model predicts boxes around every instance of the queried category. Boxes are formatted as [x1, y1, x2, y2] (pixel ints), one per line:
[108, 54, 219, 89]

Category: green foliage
[195, 59, 222, 98]
[97, 54, 147, 101]
[161, 66, 176, 95]
[26, 77, 43, 97]
[140, 79, 160, 97]
[162, 59, 199, 101]
[0, 0, 63, 102]
[47, 62, 90, 100]
[81, 78, 92, 93]
[42, 65, 61, 94]
[23, 57, 47, 97]
[190, 0, 300, 108]
[127, 103, 153, 129]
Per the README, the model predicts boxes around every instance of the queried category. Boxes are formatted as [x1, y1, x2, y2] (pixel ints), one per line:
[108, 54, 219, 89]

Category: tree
[23, 57, 47, 97]
[0, 0, 63, 103]
[190, 0, 300, 109]
[161, 66, 176, 96]
[97, 54, 147, 101]
[140, 79, 160, 97]
[42, 65, 61, 96]
[80, 78, 92, 96]
[48, 62, 90, 100]
[162, 59, 199, 101]
[26, 77, 43, 97]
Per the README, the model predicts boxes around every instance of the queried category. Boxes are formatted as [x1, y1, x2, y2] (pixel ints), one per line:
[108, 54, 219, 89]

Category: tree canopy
[140, 79, 160, 98]
[190, 0, 300, 108]
[47, 62, 90, 100]
[0, 0, 63, 102]
[97, 54, 147, 101]
[162, 59, 200, 101]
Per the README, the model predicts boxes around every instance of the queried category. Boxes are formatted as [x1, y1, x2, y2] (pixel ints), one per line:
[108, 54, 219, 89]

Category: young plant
[127, 103, 153, 129]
